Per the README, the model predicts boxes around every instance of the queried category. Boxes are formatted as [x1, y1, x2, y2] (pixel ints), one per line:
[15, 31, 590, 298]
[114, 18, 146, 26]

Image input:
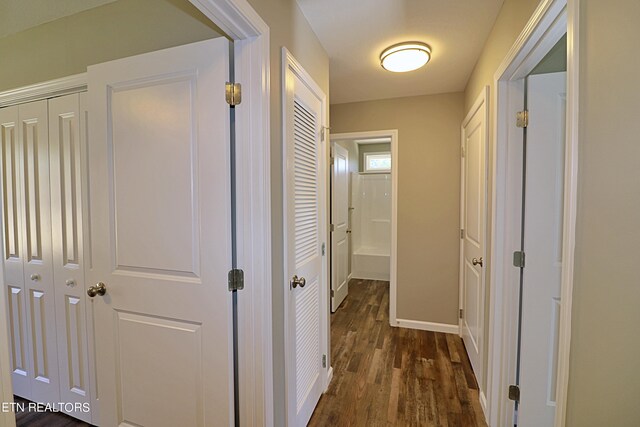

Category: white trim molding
[0, 73, 87, 108]
[486, 1, 578, 426]
[395, 319, 460, 335]
[331, 130, 399, 326]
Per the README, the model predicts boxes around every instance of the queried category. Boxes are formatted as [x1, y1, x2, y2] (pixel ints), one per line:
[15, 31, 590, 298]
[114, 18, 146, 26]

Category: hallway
[309, 279, 486, 426]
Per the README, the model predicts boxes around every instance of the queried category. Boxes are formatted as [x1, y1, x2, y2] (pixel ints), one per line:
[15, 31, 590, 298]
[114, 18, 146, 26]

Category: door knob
[290, 275, 306, 289]
[30, 274, 41, 281]
[87, 282, 107, 297]
[472, 257, 484, 267]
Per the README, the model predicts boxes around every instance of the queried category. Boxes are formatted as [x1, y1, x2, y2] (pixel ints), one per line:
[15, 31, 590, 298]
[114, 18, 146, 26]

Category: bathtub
[352, 246, 390, 281]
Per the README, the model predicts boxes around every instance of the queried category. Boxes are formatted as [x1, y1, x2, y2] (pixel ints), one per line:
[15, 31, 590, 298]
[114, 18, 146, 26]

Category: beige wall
[566, 0, 640, 424]
[331, 92, 465, 325]
[462, 0, 541, 392]
[0, 0, 224, 92]
[244, 1, 329, 425]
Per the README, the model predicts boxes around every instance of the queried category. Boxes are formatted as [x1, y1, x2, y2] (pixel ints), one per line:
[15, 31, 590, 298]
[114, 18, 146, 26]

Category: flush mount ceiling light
[380, 42, 431, 72]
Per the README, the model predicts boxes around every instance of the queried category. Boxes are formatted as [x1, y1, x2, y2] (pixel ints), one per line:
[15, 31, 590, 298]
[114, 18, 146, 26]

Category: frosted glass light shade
[380, 42, 431, 72]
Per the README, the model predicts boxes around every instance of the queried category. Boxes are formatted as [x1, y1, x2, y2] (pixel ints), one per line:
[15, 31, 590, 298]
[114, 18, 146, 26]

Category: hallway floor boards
[309, 279, 487, 427]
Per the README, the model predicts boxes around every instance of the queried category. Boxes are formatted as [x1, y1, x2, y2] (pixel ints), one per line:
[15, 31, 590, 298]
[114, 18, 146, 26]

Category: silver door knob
[290, 275, 306, 289]
[472, 257, 484, 267]
[30, 274, 40, 281]
[87, 282, 107, 297]
[66, 279, 76, 288]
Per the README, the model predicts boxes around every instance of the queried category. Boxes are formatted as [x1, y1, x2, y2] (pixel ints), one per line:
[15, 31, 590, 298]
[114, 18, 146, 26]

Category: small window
[364, 152, 391, 172]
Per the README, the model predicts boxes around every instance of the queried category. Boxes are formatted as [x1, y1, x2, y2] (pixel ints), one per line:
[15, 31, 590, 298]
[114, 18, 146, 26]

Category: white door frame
[330, 130, 398, 324]
[0, 0, 273, 425]
[486, 0, 579, 426]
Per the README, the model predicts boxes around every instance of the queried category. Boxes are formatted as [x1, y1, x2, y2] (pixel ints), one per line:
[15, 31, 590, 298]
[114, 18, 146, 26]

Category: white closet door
[49, 93, 92, 422]
[19, 100, 60, 404]
[0, 105, 31, 398]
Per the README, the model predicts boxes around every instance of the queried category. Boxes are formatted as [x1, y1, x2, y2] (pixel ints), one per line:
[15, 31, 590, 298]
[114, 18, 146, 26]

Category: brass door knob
[30, 274, 40, 281]
[290, 275, 306, 289]
[472, 257, 484, 267]
[87, 282, 107, 297]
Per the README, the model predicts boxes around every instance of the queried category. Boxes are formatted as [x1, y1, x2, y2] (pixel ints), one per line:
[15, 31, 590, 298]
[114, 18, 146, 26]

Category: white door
[87, 38, 234, 427]
[331, 143, 349, 312]
[1, 101, 61, 404]
[48, 93, 93, 422]
[461, 92, 488, 390]
[284, 55, 326, 427]
[518, 72, 567, 427]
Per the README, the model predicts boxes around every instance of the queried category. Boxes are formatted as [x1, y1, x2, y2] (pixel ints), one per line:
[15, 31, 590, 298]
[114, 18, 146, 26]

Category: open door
[460, 89, 488, 392]
[87, 38, 234, 426]
[517, 71, 567, 427]
[331, 143, 349, 312]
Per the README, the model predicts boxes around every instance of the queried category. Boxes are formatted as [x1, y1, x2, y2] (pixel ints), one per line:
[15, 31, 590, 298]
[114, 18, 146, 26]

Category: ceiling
[296, 0, 505, 104]
[0, 0, 117, 38]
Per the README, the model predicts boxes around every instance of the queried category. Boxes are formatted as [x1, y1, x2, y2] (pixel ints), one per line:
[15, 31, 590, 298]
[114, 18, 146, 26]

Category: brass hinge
[225, 82, 242, 106]
[516, 110, 529, 128]
[461, 145, 466, 158]
[322, 243, 326, 256]
[330, 224, 335, 232]
[330, 289, 335, 297]
[322, 354, 327, 368]
[228, 268, 244, 291]
[459, 309, 463, 319]
[321, 126, 331, 141]
[460, 229, 465, 239]
[513, 251, 526, 268]
[508, 385, 520, 402]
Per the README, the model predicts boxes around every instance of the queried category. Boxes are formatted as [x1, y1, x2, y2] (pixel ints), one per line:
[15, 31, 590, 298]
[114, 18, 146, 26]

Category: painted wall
[566, 0, 640, 424]
[0, 0, 224, 91]
[243, 1, 330, 425]
[331, 92, 465, 326]
[462, 0, 542, 393]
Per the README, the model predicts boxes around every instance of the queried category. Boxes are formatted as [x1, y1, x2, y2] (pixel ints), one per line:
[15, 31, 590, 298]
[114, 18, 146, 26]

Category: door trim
[459, 85, 490, 415]
[282, 47, 329, 426]
[0, 0, 274, 424]
[488, 0, 579, 426]
[330, 130, 398, 325]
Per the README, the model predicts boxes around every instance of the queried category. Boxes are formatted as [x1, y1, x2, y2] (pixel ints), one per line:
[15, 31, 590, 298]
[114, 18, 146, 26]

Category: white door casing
[460, 87, 489, 394]
[48, 93, 93, 422]
[518, 72, 567, 427]
[283, 48, 328, 427]
[331, 143, 349, 312]
[87, 38, 234, 427]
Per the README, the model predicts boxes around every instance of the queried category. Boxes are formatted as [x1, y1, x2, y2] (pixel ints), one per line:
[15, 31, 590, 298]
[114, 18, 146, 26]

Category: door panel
[285, 63, 326, 427]
[518, 72, 566, 427]
[88, 38, 233, 427]
[461, 94, 488, 392]
[331, 143, 349, 311]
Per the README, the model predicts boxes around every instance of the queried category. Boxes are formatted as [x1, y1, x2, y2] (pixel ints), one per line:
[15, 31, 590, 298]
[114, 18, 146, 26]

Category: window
[364, 152, 391, 172]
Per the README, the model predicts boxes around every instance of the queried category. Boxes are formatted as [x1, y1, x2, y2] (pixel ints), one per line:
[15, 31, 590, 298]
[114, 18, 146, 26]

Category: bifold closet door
[2, 100, 61, 404]
[49, 93, 92, 423]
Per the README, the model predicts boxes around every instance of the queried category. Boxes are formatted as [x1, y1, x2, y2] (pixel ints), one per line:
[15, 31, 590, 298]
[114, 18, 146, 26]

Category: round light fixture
[380, 42, 431, 72]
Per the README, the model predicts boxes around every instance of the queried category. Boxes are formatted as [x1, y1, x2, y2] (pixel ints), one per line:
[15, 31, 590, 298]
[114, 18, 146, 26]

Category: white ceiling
[0, 0, 117, 38]
[296, 0, 505, 104]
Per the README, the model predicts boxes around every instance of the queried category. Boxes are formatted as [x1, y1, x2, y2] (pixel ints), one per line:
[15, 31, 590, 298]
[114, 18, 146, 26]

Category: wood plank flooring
[13, 396, 92, 427]
[309, 279, 487, 427]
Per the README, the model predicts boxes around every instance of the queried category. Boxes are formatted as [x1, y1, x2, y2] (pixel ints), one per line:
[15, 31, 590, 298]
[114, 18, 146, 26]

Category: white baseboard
[325, 366, 334, 392]
[479, 390, 488, 416]
[394, 318, 460, 334]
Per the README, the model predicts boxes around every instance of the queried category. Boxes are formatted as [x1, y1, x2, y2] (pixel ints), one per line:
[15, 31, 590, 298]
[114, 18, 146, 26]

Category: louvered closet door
[48, 93, 92, 423]
[0, 105, 31, 398]
[284, 64, 326, 427]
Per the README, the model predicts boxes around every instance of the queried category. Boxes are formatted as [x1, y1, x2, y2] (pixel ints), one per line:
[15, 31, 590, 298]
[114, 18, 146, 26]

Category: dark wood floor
[309, 279, 487, 427]
[13, 396, 92, 427]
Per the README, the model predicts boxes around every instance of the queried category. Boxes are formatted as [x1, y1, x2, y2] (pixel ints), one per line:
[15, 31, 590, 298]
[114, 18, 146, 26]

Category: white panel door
[331, 143, 349, 312]
[284, 60, 326, 427]
[461, 95, 488, 390]
[0, 105, 31, 398]
[87, 38, 234, 427]
[48, 93, 93, 423]
[518, 72, 567, 427]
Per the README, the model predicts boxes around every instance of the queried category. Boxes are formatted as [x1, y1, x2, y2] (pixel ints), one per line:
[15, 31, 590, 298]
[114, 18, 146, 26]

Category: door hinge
[330, 155, 335, 166]
[322, 354, 327, 368]
[459, 308, 463, 319]
[228, 268, 244, 291]
[461, 145, 466, 158]
[508, 384, 520, 402]
[321, 126, 330, 141]
[513, 251, 526, 268]
[516, 110, 529, 128]
[330, 224, 335, 232]
[322, 243, 326, 256]
[460, 229, 465, 239]
[225, 82, 242, 106]
[330, 289, 335, 297]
